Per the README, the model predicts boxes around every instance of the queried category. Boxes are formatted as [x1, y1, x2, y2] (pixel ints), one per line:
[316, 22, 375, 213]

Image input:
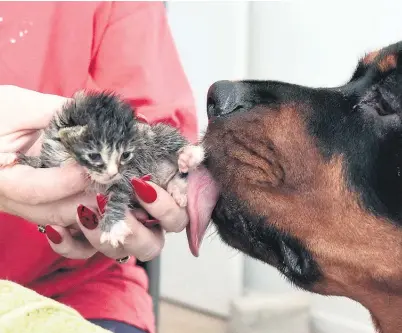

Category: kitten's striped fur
[17, 90, 198, 247]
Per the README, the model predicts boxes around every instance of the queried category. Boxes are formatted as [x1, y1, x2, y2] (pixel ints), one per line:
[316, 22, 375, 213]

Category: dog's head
[187, 41, 402, 332]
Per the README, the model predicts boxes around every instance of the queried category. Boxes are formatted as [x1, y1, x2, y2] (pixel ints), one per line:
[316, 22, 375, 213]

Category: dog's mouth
[186, 166, 220, 256]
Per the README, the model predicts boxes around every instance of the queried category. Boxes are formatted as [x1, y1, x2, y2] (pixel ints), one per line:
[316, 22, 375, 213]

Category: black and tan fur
[202, 41, 402, 333]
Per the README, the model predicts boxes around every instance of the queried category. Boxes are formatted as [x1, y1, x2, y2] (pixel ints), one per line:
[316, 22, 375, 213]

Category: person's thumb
[28, 92, 71, 130]
[0, 86, 70, 134]
[0, 163, 89, 205]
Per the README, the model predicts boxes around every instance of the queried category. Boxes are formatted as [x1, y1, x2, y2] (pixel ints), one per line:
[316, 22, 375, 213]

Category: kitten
[7, 91, 204, 247]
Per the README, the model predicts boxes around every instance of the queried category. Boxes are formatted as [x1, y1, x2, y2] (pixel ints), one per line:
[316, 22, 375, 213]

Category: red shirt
[0, 2, 197, 332]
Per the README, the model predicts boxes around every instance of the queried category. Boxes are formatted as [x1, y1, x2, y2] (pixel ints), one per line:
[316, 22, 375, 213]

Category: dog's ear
[349, 43, 402, 82]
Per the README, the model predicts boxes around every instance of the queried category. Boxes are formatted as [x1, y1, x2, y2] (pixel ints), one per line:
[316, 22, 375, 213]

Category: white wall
[161, 1, 248, 317]
[245, 1, 402, 332]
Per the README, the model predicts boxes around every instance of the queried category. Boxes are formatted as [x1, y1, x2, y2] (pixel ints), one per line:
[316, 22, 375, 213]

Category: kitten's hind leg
[0, 152, 42, 168]
[0, 152, 18, 168]
[99, 182, 133, 248]
[167, 173, 188, 208]
[172, 144, 204, 206]
[16, 153, 43, 168]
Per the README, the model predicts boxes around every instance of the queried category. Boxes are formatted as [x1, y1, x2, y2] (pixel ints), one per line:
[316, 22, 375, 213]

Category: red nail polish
[141, 174, 152, 182]
[131, 178, 157, 203]
[143, 219, 159, 227]
[77, 205, 98, 230]
[96, 193, 108, 215]
[45, 225, 62, 244]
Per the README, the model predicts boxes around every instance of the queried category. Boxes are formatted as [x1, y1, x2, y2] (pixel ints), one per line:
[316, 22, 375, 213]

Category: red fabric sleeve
[87, 2, 198, 142]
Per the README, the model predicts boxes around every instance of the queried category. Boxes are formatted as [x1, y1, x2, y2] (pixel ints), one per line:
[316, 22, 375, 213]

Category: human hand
[0, 85, 90, 225]
[44, 177, 189, 261]
[0, 85, 189, 262]
[0, 85, 68, 154]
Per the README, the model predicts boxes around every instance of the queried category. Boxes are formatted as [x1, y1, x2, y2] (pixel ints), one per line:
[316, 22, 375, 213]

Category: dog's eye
[377, 99, 395, 116]
[376, 89, 396, 116]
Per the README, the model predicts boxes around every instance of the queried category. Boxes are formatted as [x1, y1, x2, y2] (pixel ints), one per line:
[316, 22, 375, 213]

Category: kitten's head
[58, 92, 141, 185]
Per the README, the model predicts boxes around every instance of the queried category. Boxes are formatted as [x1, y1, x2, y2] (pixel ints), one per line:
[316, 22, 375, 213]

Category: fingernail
[96, 193, 108, 214]
[136, 113, 149, 124]
[143, 219, 160, 227]
[77, 204, 99, 230]
[45, 225, 62, 244]
[131, 178, 157, 203]
[141, 174, 152, 182]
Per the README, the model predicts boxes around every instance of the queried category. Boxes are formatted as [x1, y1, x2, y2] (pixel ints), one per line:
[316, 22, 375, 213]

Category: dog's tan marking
[363, 50, 380, 64]
[378, 54, 398, 72]
[362, 50, 397, 73]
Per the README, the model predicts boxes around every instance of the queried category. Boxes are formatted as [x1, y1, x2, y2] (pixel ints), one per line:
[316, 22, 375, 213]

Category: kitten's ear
[58, 125, 88, 145]
[72, 90, 88, 109]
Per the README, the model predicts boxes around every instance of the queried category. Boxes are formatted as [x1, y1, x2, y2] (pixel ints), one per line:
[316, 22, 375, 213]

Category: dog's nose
[207, 80, 238, 119]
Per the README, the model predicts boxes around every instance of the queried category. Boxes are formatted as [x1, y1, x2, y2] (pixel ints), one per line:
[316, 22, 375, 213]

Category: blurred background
[157, 2, 402, 333]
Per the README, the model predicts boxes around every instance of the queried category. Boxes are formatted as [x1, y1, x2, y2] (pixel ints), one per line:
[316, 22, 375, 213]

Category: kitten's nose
[107, 164, 119, 178]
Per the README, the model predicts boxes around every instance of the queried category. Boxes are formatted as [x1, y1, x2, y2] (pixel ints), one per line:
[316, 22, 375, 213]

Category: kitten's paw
[169, 185, 188, 207]
[100, 220, 132, 248]
[178, 145, 205, 173]
[167, 175, 188, 207]
[0, 152, 18, 168]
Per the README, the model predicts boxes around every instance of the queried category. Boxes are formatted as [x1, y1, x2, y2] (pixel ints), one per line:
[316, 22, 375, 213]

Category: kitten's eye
[121, 151, 133, 162]
[87, 153, 102, 163]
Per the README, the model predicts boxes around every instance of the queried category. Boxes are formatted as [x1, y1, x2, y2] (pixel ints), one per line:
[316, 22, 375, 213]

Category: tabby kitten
[14, 91, 204, 247]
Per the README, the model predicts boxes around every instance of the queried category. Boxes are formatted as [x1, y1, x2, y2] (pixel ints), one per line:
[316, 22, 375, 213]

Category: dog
[186, 41, 402, 333]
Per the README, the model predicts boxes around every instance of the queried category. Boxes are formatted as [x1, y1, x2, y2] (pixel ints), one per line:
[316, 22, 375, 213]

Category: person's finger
[123, 215, 165, 262]
[44, 225, 97, 260]
[29, 93, 70, 130]
[130, 207, 150, 222]
[76, 205, 165, 261]
[0, 130, 42, 154]
[25, 131, 45, 156]
[75, 204, 127, 259]
[131, 178, 189, 233]
[0, 191, 96, 227]
[0, 86, 69, 133]
[0, 164, 90, 205]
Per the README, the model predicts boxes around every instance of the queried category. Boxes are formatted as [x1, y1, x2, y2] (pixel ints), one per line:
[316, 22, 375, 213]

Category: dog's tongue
[186, 166, 220, 257]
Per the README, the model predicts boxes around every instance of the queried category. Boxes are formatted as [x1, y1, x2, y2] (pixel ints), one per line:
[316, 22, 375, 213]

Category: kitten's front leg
[0, 152, 43, 168]
[178, 145, 205, 173]
[99, 182, 133, 248]
[16, 153, 44, 168]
